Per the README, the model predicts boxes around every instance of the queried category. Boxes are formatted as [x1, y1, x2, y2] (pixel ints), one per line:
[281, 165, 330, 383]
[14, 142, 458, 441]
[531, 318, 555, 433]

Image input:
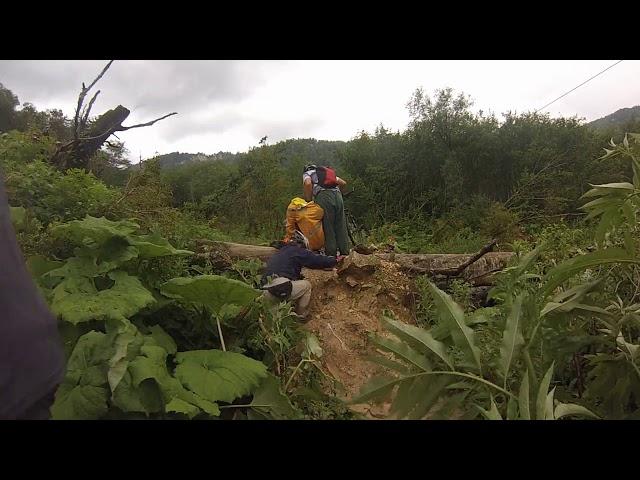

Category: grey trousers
[263, 279, 312, 317]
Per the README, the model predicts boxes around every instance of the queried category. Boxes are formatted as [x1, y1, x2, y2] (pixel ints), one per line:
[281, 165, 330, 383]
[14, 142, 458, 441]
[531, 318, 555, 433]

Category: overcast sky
[1, 60, 638, 161]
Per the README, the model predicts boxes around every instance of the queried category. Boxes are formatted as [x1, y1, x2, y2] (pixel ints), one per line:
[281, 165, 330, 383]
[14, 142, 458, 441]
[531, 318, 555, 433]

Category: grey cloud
[0, 60, 285, 118]
[159, 110, 250, 143]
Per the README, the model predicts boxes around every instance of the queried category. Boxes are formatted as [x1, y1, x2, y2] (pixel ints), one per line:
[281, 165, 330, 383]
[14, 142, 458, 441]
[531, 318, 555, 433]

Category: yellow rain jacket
[283, 197, 325, 251]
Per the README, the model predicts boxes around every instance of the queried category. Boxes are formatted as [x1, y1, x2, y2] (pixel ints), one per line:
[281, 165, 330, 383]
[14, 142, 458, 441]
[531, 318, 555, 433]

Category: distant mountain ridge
[588, 105, 640, 131]
[154, 138, 347, 169]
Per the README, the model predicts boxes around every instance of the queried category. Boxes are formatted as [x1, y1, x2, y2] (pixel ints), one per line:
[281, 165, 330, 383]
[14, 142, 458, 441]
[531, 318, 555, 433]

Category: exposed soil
[301, 257, 417, 419]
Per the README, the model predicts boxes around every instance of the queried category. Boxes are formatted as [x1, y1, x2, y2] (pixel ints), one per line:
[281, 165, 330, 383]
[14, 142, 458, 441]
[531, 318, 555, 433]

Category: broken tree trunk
[194, 239, 515, 285]
[51, 60, 177, 171]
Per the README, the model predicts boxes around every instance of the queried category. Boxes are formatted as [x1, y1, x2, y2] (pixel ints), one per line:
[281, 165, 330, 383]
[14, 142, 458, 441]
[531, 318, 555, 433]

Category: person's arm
[336, 176, 347, 193]
[298, 249, 337, 269]
[303, 176, 313, 201]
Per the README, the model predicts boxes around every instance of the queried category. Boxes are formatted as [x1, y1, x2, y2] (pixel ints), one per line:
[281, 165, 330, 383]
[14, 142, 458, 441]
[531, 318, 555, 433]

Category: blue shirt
[263, 244, 337, 283]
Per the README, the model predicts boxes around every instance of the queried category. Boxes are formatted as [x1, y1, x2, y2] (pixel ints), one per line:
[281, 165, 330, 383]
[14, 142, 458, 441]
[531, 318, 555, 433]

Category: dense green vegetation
[2, 79, 640, 419]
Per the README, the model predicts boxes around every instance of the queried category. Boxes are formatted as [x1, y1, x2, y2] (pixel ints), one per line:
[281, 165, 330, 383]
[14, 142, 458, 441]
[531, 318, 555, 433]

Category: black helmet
[303, 164, 316, 174]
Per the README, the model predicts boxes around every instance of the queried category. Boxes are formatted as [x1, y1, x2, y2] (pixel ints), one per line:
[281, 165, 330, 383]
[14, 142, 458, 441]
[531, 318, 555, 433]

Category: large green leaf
[535, 363, 555, 420]
[370, 334, 432, 372]
[363, 354, 411, 375]
[407, 375, 451, 420]
[543, 249, 639, 296]
[27, 255, 64, 278]
[518, 372, 531, 420]
[52, 215, 139, 245]
[128, 344, 221, 417]
[381, 313, 453, 369]
[50, 331, 112, 420]
[499, 295, 524, 383]
[128, 231, 193, 258]
[161, 275, 260, 314]
[554, 402, 600, 420]
[541, 280, 603, 317]
[112, 372, 164, 415]
[351, 375, 402, 405]
[249, 373, 301, 420]
[478, 396, 503, 420]
[426, 281, 481, 371]
[174, 350, 268, 404]
[50, 384, 109, 420]
[148, 325, 177, 355]
[51, 270, 155, 324]
[165, 398, 201, 419]
[106, 319, 139, 395]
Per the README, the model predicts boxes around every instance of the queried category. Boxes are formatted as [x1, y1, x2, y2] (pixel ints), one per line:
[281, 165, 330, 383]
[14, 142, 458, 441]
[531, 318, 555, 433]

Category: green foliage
[27, 214, 271, 420]
[160, 275, 260, 315]
[174, 350, 268, 403]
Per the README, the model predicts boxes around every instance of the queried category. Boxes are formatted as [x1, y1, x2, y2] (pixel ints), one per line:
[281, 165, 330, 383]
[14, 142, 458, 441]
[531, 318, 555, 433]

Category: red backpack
[316, 166, 338, 188]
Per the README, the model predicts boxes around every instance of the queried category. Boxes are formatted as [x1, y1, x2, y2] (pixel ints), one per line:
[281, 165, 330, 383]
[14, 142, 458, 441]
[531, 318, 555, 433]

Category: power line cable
[534, 60, 624, 113]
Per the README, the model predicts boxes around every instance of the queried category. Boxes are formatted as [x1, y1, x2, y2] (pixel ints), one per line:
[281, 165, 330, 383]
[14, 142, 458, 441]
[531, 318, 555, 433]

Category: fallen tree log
[194, 240, 515, 285]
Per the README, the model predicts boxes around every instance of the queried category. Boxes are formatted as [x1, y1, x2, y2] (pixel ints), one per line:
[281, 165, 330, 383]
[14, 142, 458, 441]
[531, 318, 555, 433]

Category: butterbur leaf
[50, 331, 112, 419]
[426, 281, 481, 371]
[174, 350, 268, 404]
[166, 398, 200, 419]
[50, 384, 109, 420]
[51, 270, 155, 324]
[127, 231, 193, 258]
[161, 275, 260, 314]
[250, 373, 301, 420]
[128, 345, 221, 417]
[112, 373, 163, 415]
[52, 216, 139, 245]
[148, 325, 177, 355]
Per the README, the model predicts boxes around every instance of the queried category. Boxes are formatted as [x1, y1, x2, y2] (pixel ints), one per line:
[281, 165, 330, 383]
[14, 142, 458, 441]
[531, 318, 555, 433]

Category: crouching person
[261, 231, 337, 320]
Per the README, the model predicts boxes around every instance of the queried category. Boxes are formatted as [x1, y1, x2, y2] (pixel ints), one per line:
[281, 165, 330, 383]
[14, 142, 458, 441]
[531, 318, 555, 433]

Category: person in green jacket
[302, 164, 351, 257]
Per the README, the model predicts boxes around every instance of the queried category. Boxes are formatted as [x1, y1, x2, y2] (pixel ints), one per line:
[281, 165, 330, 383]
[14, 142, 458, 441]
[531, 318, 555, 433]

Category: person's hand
[336, 255, 346, 263]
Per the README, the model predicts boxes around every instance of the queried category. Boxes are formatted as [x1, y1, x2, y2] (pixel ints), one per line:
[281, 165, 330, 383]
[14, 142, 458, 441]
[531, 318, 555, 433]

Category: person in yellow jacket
[283, 197, 325, 252]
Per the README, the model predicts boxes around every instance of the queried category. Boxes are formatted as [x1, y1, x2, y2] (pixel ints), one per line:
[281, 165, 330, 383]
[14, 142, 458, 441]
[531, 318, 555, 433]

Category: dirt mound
[302, 256, 416, 418]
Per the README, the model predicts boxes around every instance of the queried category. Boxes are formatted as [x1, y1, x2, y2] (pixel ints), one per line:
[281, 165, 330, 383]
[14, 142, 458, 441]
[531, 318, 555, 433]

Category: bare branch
[116, 112, 178, 131]
[81, 90, 101, 129]
[85, 60, 114, 93]
[73, 61, 114, 139]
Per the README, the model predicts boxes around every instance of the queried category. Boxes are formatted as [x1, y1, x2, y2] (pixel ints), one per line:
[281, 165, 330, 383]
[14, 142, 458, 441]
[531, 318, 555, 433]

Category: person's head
[303, 164, 316, 175]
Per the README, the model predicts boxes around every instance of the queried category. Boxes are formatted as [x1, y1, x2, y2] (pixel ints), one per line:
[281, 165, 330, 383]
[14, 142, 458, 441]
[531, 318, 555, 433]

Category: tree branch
[81, 90, 101, 129]
[429, 238, 498, 276]
[116, 112, 178, 131]
[73, 60, 114, 139]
